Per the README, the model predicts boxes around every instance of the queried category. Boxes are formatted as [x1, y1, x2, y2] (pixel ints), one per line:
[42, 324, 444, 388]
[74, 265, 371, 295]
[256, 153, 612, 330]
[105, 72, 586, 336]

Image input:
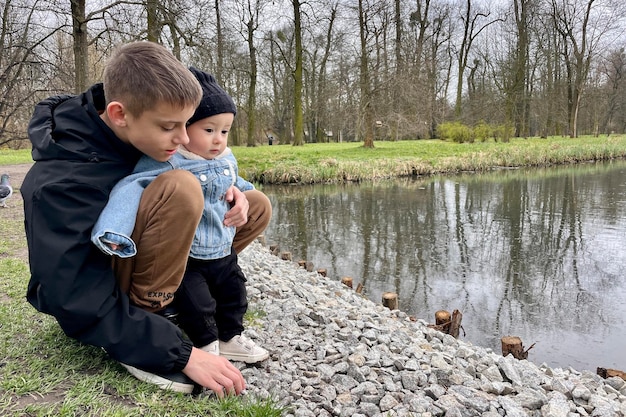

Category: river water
[260, 160, 626, 372]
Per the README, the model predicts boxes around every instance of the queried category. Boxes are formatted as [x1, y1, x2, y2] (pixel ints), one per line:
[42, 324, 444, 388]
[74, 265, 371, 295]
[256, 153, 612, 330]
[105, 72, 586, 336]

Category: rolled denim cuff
[94, 231, 137, 258]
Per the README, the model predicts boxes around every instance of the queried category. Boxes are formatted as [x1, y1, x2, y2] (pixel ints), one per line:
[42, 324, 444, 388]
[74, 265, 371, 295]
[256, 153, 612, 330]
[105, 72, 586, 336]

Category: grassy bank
[233, 135, 626, 184]
[0, 244, 284, 416]
[4, 136, 626, 184]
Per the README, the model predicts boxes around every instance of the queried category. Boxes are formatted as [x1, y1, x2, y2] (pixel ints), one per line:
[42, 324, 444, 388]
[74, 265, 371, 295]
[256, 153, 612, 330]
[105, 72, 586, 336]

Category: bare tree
[146, 0, 160, 42]
[214, 0, 224, 82]
[598, 47, 626, 133]
[549, 0, 621, 137]
[243, 0, 261, 146]
[226, 0, 271, 146]
[0, 0, 65, 147]
[453, 0, 500, 119]
[508, 0, 532, 137]
[292, 0, 304, 145]
[303, 0, 339, 143]
[70, 0, 88, 92]
[358, 0, 374, 148]
[550, 0, 593, 138]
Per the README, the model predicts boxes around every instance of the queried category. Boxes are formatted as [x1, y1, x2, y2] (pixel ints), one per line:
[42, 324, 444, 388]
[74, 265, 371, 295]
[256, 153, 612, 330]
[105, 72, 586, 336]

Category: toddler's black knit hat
[187, 66, 237, 125]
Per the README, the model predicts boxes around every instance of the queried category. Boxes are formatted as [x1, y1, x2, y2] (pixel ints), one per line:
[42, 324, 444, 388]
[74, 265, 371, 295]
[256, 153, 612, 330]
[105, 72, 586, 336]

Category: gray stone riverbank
[233, 242, 626, 417]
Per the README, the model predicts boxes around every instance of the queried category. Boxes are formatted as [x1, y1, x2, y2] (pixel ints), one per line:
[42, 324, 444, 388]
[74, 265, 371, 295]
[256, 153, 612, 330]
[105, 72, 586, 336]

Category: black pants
[173, 249, 247, 347]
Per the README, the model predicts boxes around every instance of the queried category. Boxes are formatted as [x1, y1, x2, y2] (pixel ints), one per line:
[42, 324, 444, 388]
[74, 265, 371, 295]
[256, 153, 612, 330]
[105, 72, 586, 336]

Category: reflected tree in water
[264, 162, 626, 369]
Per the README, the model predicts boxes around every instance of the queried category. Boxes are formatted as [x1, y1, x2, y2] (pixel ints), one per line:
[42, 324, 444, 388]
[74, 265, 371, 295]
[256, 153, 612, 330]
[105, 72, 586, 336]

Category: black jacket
[21, 84, 193, 373]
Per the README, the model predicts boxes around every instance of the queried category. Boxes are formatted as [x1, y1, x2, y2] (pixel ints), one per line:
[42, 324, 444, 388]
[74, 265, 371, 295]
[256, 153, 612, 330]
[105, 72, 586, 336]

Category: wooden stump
[501, 336, 531, 360]
[341, 277, 353, 288]
[317, 268, 327, 277]
[382, 292, 398, 310]
[428, 309, 463, 338]
[305, 261, 314, 272]
[449, 309, 463, 339]
[298, 260, 307, 268]
[269, 244, 280, 256]
[597, 367, 626, 381]
[435, 310, 451, 334]
[280, 251, 292, 261]
[355, 282, 364, 294]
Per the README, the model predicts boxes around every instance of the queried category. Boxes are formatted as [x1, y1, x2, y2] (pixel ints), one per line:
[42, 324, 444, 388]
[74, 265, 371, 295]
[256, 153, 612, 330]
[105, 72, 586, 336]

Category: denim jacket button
[200, 174, 207, 181]
[223, 169, 230, 176]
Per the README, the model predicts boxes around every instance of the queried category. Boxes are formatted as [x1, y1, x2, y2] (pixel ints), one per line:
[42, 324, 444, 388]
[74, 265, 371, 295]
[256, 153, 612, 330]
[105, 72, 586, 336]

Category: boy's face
[119, 102, 196, 162]
[185, 113, 234, 160]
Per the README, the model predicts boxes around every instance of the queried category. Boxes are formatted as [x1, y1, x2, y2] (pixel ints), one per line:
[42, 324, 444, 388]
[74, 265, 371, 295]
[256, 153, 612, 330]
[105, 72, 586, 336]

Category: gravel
[234, 242, 626, 417]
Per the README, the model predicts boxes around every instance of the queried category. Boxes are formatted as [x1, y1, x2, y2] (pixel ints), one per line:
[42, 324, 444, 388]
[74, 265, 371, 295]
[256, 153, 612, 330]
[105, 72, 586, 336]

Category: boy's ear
[105, 101, 128, 127]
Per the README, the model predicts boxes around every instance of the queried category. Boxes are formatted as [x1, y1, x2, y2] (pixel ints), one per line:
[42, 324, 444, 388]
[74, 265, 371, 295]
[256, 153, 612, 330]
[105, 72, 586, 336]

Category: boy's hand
[183, 347, 246, 397]
[223, 186, 249, 227]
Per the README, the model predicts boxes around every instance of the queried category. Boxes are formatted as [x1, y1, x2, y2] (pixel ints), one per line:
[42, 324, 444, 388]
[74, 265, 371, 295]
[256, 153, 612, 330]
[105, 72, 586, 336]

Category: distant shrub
[473, 121, 493, 142]
[437, 122, 472, 143]
[438, 121, 515, 143]
[494, 123, 515, 143]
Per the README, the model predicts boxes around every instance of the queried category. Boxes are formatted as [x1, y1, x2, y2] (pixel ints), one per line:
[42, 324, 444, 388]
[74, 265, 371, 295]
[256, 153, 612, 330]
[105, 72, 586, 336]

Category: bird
[0, 173, 13, 208]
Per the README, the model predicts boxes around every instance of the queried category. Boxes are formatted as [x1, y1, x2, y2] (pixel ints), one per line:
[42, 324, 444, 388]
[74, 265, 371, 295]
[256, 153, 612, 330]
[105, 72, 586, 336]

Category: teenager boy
[92, 67, 270, 363]
[21, 41, 260, 396]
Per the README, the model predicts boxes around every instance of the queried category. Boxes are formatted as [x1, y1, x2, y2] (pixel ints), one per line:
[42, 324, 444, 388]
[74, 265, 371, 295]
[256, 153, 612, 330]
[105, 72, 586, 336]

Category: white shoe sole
[121, 363, 195, 394]
[220, 350, 270, 364]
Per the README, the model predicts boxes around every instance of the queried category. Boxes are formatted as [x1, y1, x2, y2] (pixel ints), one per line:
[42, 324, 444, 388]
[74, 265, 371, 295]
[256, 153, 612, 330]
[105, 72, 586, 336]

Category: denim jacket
[91, 147, 253, 260]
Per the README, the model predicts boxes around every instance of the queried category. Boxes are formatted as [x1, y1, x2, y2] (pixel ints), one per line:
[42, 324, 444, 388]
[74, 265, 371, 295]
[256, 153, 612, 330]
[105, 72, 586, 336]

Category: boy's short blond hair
[103, 41, 202, 117]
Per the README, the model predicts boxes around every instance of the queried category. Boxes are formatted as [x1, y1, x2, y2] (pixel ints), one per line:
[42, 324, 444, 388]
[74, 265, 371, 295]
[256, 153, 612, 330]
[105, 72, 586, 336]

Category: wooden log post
[269, 244, 280, 256]
[281, 251, 292, 261]
[317, 268, 327, 277]
[501, 336, 532, 360]
[298, 260, 307, 268]
[435, 310, 451, 334]
[597, 367, 626, 381]
[355, 282, 364, 294]
[305, 261, 314, 272]
[382, 292, 399, 310]
[449, 309, 463, 339]
[341, 277, 353, 288]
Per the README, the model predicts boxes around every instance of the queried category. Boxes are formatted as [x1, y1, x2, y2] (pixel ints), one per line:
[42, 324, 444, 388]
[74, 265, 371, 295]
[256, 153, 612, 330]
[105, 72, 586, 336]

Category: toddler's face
[185, 113, 234, 159]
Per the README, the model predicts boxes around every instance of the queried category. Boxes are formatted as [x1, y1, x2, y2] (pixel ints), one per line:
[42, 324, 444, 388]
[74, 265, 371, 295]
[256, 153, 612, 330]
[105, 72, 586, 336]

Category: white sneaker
[199, 340, 220, 355]
[120, 363, 195, 394]
[219, 335, 269, 363]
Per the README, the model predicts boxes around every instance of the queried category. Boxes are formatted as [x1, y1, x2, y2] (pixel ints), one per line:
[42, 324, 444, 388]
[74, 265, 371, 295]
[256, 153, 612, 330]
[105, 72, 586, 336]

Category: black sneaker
[120, 363, 195, 394]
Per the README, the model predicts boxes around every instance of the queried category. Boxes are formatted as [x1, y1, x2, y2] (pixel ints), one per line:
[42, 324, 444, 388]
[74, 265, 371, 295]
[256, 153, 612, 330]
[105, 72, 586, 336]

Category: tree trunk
[146, 0, 160, 43]
[509, 0, 530, 137]
[246, 15, 257, 147]
[215, 0, 223, 83]
[70, 0, 87, 93]
[358, 0, 374, 148]
[292, 0, 304, 146]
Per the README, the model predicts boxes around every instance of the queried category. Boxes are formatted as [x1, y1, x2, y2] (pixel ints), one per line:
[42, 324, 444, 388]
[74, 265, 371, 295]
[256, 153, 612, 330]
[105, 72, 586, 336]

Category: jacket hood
[27, 84, 140, 164]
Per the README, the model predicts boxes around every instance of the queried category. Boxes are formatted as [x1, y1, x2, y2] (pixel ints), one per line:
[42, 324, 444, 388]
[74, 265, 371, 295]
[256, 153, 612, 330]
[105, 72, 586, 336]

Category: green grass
[232, 135, 626, 183]
[0, 148, 32, 165]
[6, 136, 626, 184]
[0, 197, 286, 416]
[0, 260, 286, 416]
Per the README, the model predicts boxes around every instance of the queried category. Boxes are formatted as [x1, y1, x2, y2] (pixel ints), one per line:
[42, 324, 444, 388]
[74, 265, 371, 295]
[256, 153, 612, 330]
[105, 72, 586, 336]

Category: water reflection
[261, 161, 626, 372]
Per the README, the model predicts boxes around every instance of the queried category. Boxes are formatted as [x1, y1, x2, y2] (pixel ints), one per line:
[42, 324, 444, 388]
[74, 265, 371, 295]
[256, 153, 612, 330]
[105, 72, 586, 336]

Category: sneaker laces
[235, 335, 256, 350]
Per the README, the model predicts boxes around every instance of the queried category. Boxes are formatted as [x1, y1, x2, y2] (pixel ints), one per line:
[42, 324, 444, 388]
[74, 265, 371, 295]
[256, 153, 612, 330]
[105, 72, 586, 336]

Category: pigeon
[0, 173, 13, 208]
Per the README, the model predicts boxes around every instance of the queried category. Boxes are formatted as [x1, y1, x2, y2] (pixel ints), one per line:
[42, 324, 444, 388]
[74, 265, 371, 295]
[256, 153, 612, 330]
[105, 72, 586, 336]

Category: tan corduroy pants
[113, 170, 272, 312]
